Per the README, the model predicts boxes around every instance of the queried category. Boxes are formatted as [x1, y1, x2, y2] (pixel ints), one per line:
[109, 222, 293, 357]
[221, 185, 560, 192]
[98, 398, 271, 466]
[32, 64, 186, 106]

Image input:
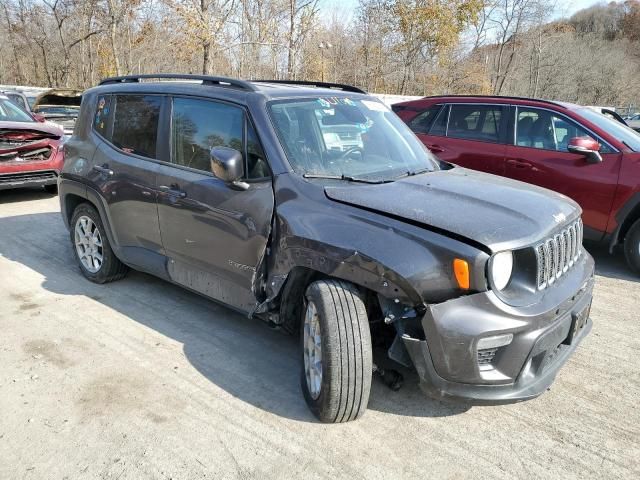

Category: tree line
[1, 0, 639, 108]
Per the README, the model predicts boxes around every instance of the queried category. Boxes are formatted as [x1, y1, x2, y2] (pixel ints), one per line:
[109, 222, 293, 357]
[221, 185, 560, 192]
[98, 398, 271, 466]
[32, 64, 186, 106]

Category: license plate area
[564, 301, 591, 345]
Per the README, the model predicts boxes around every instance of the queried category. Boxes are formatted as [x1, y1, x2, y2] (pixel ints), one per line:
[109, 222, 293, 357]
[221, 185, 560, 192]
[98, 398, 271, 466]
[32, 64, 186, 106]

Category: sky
[318, 0, 621, 24]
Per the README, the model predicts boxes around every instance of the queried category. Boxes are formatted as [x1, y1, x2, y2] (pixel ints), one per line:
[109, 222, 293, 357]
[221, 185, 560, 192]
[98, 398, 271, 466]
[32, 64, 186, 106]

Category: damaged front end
[0, 127, 64, 190]
[0, 129, 59, 163]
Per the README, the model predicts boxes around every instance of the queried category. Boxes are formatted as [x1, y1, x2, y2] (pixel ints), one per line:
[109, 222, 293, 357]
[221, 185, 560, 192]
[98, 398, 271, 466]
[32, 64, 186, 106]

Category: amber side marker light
[453, 259, 470, 290]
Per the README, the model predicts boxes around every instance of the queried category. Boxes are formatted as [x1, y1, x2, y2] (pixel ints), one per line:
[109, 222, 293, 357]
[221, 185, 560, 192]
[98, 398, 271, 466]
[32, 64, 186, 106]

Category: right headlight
[490, 251, 514, 291]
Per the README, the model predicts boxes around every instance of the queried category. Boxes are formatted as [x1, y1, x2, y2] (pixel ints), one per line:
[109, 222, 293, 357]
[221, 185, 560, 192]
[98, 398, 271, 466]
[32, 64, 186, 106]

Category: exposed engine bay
[0, 129, 59, 164]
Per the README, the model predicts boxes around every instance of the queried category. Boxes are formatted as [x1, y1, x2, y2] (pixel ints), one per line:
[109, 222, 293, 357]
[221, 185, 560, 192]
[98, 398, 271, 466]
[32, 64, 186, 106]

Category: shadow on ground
[584, 241, 637, 282]
[0, 210, 471, 422]
[0, 187, 57, 204]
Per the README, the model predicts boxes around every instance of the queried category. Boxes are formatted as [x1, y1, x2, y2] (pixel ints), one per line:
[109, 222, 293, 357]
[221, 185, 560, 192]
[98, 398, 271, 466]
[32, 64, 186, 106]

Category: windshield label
[362, 100, 388, 112]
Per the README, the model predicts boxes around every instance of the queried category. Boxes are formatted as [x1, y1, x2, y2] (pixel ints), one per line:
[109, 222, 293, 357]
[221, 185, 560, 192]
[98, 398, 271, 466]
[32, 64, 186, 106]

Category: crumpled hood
[324, 167, 581, 252]
[0, 121, 63, 139]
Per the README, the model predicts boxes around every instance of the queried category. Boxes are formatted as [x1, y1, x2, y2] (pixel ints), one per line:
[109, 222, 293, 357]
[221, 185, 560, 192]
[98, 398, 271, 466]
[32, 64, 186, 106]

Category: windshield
[0, 97, 34, 122]
[577, 107, 640, 152]
[269, 97, 440, 181]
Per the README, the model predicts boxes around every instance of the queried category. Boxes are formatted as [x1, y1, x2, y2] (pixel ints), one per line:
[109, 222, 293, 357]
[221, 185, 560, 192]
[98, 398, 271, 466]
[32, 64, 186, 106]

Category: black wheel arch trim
[59, 178, 123, 259]
[609, 192, 640, 252]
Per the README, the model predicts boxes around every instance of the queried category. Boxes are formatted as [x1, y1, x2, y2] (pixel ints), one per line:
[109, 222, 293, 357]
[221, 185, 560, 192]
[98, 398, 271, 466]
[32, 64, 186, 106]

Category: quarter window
[447, 104, 504, 143]
[112, 95, 161, 158]
[94, 95, 112, 138]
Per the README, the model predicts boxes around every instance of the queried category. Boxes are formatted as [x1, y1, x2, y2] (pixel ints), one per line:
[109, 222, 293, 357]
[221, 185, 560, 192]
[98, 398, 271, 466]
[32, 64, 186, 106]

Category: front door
[505, 106, 622, 238]
[156, 96, 274, 312]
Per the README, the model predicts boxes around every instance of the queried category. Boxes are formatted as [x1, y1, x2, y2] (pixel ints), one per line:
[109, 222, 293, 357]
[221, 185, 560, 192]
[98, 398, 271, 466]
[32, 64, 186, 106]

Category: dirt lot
[0, 189, 639, 479]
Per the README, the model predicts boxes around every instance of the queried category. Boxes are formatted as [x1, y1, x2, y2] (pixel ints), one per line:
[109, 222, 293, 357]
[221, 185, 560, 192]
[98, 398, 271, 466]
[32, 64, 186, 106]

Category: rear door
[90, 93, 164, 268]
[155, 96, 274, 312]
[409, 103, 508, 176]
[505, 106, 622, 238]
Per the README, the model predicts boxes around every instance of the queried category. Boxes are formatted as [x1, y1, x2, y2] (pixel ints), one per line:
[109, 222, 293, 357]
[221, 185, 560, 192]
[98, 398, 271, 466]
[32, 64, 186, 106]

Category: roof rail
[423, 94, 567, 109]
[99, 74, 258, 92]
[253, 79, 366, 94]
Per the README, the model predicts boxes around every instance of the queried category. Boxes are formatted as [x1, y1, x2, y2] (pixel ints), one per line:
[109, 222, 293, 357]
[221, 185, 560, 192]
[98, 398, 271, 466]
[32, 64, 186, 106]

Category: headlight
[490, 251, 513, 291]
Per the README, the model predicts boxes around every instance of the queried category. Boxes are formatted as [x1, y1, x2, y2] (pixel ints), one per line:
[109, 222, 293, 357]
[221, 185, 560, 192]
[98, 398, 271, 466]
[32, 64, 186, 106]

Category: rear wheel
[70, 203, 128, 283]
[301, 279, 372, 423]
[624, 219, 640, 274]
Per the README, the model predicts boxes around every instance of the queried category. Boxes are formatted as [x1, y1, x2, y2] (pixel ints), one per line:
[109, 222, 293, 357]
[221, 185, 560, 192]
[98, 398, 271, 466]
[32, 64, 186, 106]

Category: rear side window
[407, 105, 442, 134]
[112, 95, 161, 158]
[447, 104, 504, 143]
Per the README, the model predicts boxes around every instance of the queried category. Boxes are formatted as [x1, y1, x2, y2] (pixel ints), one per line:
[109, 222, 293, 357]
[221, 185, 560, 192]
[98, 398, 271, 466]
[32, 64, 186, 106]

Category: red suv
[0, 94, 65, 193]
[394, 95, 640, 273]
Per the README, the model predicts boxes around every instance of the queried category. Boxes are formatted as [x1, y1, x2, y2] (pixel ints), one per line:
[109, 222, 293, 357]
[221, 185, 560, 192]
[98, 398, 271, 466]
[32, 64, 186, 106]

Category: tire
[624, 219, 640, 274]
[301, 279, 372, 423]
[44, 184, 58, 194]
[70, 203, 128, 283]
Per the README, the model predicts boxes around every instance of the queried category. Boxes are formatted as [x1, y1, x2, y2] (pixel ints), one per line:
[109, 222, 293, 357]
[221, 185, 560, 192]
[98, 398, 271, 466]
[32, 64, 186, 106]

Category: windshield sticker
[358, 119, 374, 132]
[318, 97, 359, 107]
[361, 100, 389, 112]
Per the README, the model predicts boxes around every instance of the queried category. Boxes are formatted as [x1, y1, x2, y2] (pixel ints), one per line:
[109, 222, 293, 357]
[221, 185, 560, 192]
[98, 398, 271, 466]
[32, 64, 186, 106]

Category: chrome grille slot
[535, 219, 583, 290]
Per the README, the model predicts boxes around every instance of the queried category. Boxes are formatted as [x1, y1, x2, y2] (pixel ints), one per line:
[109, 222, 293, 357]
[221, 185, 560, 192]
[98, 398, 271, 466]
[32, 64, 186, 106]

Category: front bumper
[0, 170, 59, 190]
[403, 252, 595, 404]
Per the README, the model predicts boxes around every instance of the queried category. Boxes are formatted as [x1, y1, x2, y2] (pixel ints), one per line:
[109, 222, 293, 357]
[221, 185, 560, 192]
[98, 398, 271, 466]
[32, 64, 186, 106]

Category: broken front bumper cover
[403, 254, 594, 404]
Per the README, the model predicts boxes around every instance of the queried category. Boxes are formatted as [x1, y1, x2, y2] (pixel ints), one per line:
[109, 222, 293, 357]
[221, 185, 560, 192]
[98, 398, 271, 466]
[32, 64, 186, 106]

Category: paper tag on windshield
[361, 100, 389, 112]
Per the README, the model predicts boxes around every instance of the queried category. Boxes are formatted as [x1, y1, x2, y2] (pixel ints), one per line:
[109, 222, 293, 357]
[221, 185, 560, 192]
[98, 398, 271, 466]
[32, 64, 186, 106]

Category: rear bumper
[403, 252, 595, 404]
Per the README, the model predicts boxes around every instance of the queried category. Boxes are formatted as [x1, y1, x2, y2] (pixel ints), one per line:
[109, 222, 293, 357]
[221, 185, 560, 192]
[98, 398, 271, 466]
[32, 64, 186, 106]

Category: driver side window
[516, 107, 612, 153]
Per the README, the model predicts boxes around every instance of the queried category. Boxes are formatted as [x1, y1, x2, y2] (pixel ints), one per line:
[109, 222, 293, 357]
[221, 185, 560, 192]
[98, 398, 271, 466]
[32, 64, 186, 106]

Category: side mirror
[32, 113, 46, 123]
[567, 137, 602, 164]
[210, 146, 248, 190]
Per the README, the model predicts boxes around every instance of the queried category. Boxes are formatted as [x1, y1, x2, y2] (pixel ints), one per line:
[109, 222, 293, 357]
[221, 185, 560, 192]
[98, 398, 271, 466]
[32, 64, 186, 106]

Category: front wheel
[301, 279, 372, 423]
[624, 218, 640, 275]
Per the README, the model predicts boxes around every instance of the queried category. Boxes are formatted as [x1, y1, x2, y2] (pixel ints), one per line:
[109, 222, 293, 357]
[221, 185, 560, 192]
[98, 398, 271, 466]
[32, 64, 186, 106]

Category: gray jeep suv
[59, 75, 594, 422]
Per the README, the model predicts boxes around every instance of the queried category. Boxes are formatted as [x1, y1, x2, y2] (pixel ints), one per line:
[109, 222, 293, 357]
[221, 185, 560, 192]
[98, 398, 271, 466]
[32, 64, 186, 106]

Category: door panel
[419, 133, 507, 176]
[156, 167, 274, 311]
[506, 106, 621, 237]
[504, 146, 621, 236]
[91, 141, 162, 252]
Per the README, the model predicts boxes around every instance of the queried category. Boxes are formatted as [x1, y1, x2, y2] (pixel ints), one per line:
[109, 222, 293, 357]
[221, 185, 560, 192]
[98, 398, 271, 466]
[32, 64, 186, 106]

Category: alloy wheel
[74, 215, 104, 273]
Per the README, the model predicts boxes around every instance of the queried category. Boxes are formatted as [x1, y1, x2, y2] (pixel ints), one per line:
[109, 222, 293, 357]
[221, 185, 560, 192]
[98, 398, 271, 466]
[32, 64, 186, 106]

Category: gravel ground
[0, 188, 639, 480]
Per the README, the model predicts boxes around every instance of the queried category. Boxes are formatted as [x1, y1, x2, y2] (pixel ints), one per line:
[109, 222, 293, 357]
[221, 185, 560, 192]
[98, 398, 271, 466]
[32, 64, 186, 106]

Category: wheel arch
[610, 192, 640, 251]
[59, 179, 122, 256]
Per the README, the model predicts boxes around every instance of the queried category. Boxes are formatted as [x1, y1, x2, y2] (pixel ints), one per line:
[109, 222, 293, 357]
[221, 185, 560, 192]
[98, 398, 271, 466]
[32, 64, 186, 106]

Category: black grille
[0, 170, 58, 185]
[477, 348, 498, 366]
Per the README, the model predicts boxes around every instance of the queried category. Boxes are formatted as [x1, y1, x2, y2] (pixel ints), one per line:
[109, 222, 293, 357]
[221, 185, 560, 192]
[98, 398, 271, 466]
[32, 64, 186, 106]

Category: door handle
[93, 164, 114, 176]
[427, 144, 444, 153]
[506, 159, 532, 169]
[158, 185, 187, 198]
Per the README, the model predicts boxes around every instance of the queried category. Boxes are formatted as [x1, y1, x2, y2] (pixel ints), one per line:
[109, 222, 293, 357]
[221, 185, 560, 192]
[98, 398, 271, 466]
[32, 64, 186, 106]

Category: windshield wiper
[391, 168, 432, 180]
[303, 173, 393, 184]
